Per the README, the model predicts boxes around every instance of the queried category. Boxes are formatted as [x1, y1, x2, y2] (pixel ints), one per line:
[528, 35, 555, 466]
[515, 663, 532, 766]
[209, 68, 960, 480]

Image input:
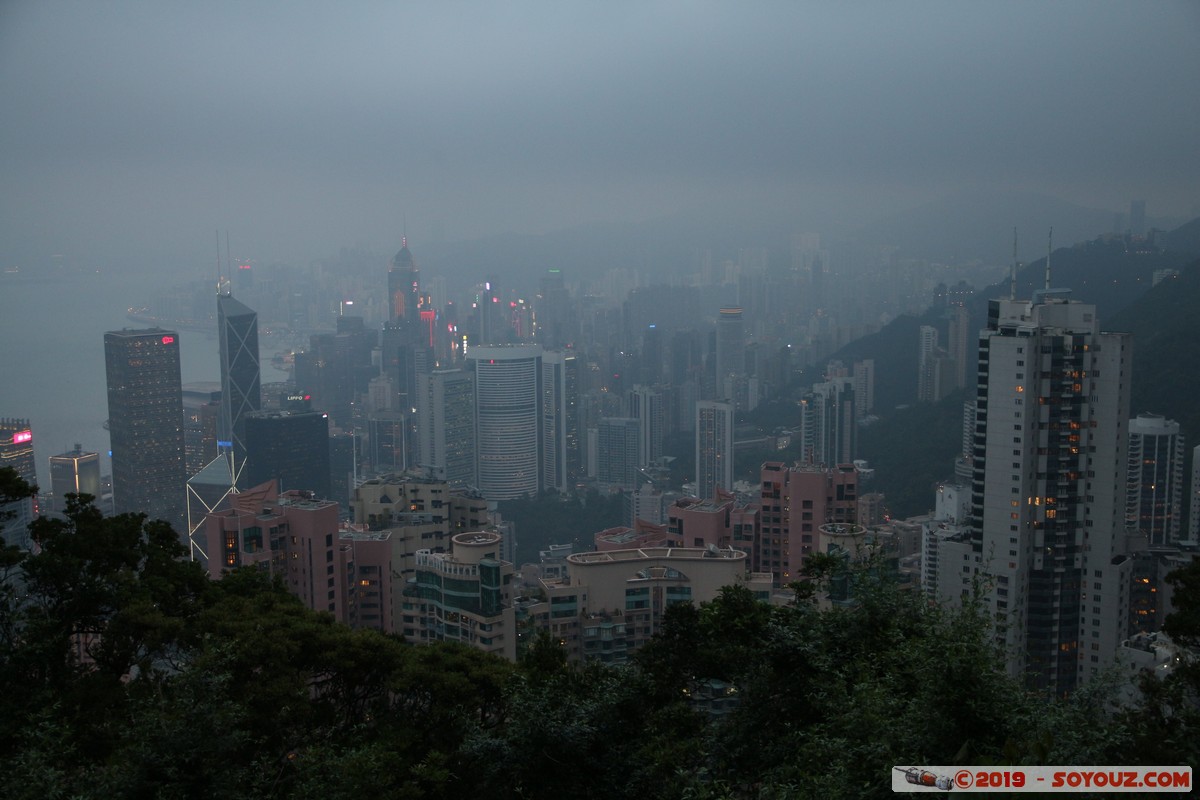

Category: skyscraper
[715, 307, 745, 387]
[536, 268, 573, 349]
[467, 344, 542, 499]
[0, 419, 37, 549]
[217, 292, 261, 482]
[917, 324, 941, 402]
[852, 359, 875, 416]
[1126, 413, 1185, 546]
[541, 350, 580, 492]
[947, 304, 970, 391]
[243, 409, 332, 500]
[695, 400, 733, 500]
[628, 384, 666, 467]
[801, 378, 856, 467]
[969, 294, 1131, 694]
[417, 368, 476, 488]
[49, 444, 101, 513]
[596, 417, 641, 490]
[104, 329, 186, 533]
[388, 237, 420, 326]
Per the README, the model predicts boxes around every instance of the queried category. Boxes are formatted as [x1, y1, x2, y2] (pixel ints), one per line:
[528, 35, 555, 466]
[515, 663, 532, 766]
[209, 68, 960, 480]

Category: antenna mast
[1044, 227, 1053, 291]
[215, 229, 222, 295]
[1010, 228, 1018, 300]
[226, 231, 233, 296]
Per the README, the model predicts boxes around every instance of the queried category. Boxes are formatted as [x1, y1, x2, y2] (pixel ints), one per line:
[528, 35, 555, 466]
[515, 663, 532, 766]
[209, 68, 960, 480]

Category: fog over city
[8, 5, 1200, 791]
[2, 1, 1198, 273]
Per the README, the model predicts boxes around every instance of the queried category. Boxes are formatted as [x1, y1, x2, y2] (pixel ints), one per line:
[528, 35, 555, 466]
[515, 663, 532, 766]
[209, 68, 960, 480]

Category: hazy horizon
[2, 2, 1199, 274]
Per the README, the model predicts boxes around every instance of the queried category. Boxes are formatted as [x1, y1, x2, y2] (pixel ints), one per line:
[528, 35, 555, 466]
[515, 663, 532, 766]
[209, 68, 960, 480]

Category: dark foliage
[1, 472, 1194, 799]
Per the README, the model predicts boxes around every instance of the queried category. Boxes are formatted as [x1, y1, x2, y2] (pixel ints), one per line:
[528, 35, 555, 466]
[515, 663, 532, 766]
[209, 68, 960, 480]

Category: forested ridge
[1, 469, 1197, 799]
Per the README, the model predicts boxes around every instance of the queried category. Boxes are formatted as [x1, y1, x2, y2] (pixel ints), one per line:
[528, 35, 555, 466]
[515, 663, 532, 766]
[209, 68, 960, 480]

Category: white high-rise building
[466, 345, 542, 500]
[628, 385, 666, 467]
[1125, 414, 1185, 546]
[695, 400, 733, 500]
[970, 294, 1132, 694]
[1190, 444, 1200, 540]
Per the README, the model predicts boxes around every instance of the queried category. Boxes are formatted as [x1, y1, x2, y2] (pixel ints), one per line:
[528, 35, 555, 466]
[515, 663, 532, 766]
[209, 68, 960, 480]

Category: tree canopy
[1, 466, 1196, 798]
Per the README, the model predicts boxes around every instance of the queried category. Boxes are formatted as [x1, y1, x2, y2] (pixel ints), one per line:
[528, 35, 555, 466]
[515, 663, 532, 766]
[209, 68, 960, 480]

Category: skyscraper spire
[215, 229, 223, 296]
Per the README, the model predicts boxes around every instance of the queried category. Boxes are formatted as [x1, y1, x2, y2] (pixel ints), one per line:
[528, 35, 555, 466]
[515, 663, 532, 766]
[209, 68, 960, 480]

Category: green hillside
[1109, 258, 1200, 435]
[843, 222, 1200, 519]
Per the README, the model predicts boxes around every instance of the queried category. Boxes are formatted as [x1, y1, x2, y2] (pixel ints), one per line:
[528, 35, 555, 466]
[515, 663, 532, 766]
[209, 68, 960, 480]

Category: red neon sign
[161, 335, 175, 344]
[12, 430, 32, 444]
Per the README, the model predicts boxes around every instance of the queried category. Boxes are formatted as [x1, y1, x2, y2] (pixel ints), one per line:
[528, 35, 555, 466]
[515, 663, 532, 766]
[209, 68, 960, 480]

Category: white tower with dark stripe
[467, 345, 543, 500]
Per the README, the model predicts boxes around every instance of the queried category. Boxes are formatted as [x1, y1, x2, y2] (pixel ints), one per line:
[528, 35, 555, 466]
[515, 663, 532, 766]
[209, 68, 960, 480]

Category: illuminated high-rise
[388, 237, 420, 327]
[49, 444, 101, 513]
[0, 419, 37, 548]
[104, 329, 186, 532]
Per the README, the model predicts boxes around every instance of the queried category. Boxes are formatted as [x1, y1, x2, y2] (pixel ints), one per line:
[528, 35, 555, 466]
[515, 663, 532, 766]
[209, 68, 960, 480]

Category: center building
[466, 344, 543, 500]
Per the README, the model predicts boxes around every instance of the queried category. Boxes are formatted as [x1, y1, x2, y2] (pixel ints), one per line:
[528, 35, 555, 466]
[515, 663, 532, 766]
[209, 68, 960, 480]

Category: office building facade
[217, 293, 262, 481]
[104, 329, 186, 532]
[243, 410, 331, 499]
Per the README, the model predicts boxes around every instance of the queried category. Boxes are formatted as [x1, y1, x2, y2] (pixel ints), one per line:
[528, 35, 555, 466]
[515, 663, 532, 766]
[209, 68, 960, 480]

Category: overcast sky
[1, 1, 1197, 272]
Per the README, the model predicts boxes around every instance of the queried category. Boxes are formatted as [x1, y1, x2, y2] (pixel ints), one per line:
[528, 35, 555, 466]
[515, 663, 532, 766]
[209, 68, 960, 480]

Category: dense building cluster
[4, 228, 1198, 694]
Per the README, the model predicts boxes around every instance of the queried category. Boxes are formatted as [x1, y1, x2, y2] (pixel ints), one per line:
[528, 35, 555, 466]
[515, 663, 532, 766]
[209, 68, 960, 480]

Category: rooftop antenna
[215, 229, 222, 295]
[226, 231, 233, 296]
[1010, 227, 1018, 300]
[1044, 227, 1053, 291]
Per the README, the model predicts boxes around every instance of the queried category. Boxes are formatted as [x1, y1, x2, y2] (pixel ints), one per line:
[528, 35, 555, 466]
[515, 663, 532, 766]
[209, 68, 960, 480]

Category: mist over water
[0, 270, 283, 487]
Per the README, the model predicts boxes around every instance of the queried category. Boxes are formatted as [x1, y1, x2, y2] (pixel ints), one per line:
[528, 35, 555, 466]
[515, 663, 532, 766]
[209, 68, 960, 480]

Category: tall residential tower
[969, 294, 1131, 694]
[695, 400, 733, 500]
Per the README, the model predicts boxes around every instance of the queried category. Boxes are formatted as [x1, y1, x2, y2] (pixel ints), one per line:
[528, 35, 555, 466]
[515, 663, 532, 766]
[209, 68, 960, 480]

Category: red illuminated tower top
[388, 237, 420, 324]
